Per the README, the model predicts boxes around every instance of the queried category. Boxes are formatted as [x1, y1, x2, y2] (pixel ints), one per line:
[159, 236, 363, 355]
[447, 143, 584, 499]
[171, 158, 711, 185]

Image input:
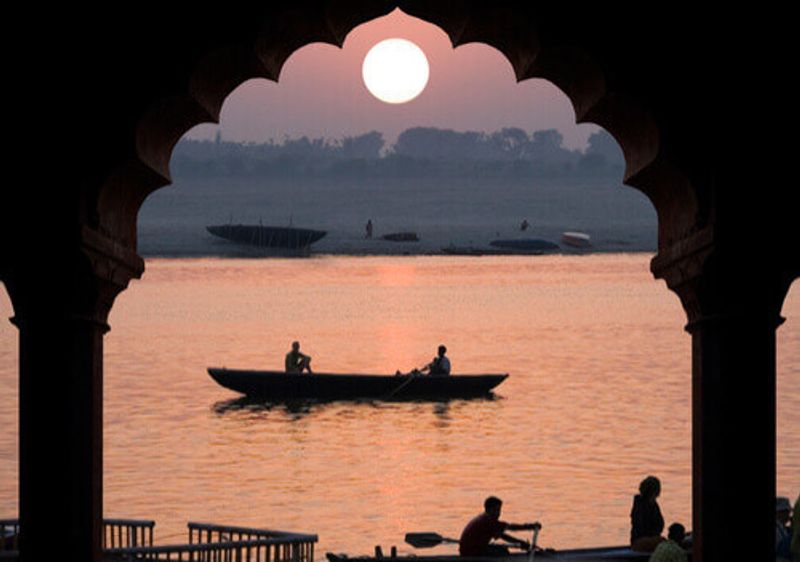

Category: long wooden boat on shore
[207, 368, 508, 401]
[488, 239, 560, 254]
[326, 545, 661, 561]
[206, 224, 327, 252]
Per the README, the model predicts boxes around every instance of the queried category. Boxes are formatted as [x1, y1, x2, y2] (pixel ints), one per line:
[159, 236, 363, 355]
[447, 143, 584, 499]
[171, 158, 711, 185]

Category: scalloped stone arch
[5, 5, 796, 562]
[97, 4, 699, 255]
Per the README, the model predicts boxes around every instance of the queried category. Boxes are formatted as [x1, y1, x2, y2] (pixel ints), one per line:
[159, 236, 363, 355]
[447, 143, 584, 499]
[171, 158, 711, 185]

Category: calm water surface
[1, 254, 798, 554]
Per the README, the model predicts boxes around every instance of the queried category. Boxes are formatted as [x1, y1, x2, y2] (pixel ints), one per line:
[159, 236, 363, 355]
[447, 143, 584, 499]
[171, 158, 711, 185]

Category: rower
[459, 496, 541, 556]
[419, 345, 451, 376]
[285, 341, 313, 374]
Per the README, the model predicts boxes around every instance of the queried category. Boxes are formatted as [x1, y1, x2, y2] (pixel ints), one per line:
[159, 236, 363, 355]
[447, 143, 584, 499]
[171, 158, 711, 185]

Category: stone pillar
[4, 226, 143, 562]
[652, 227, 790, 562]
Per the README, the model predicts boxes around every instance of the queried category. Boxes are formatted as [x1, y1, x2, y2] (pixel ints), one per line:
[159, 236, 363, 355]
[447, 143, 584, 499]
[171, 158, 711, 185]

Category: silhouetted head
[438, 345, 447, 357]
[484, 496, 502, 518]
[639, 476, 661, 501]
[292, 341, 300, 352]
[667, 523, 685, 543]
[777, 496, 792, 524]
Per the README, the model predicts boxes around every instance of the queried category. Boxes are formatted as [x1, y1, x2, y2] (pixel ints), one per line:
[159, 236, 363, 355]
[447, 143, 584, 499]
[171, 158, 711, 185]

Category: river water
[1, 254, 798, 555]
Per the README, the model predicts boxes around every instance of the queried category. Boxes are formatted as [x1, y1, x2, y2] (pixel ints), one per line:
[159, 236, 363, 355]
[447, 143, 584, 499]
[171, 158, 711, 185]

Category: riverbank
[138, 228, 652, 258]
[137, 176, 658, 257]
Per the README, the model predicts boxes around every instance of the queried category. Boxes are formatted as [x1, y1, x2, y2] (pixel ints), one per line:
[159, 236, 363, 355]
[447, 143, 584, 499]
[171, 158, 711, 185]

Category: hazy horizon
[183, 9, 601, 151]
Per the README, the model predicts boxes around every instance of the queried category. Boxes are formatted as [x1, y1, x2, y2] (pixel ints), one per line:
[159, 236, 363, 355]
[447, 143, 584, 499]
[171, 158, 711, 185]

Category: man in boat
[459, 496, 541, 556]
[285, 341, 313, 374]
[419, 345, 451, 376]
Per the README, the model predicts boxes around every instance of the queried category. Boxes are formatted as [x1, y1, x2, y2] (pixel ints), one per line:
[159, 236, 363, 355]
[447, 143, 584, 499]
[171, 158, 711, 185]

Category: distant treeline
[171, 127, 625, 180]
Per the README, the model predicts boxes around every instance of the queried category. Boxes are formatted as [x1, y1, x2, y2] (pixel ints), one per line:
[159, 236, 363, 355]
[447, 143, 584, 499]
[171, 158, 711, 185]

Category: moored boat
[207, 224, 327, 252]
[382, 232, 419, 242]
[207, 368, 508, 401]
[561, 232, 591, 249]
[442, 243, 557, 256]
[488, 239, 560, 254]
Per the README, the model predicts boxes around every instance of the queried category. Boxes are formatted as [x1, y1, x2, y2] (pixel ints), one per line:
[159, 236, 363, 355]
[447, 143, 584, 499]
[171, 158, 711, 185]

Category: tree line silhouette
[171, 127, 624, 180]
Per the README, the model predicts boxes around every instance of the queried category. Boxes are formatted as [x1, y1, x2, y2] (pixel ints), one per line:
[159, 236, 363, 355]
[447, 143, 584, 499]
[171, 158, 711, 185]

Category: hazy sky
[186, 9, 600, 150]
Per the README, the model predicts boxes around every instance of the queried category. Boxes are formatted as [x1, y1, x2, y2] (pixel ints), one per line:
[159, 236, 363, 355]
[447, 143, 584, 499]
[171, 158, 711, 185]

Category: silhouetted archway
[1, 4, 796, 562]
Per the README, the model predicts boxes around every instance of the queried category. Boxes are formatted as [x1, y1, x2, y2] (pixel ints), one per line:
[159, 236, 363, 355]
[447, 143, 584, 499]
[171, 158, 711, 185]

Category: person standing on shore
[365, 219, 373, 239]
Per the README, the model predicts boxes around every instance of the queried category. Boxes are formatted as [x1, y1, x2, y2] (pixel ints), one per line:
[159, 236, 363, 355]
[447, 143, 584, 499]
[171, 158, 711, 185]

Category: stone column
[652, 227, 790, 562]
[5, 226, 143, 562]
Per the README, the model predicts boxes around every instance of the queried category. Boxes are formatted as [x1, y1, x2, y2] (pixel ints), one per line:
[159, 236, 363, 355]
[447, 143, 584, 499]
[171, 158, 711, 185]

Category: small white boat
[561, 231, 592, 248]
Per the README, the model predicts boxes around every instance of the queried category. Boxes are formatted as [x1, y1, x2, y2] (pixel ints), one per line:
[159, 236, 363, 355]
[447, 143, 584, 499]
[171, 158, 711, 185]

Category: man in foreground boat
[285, 341, 313, 374]
[459, 496, 541, 556]
[420, 345, 451, 376]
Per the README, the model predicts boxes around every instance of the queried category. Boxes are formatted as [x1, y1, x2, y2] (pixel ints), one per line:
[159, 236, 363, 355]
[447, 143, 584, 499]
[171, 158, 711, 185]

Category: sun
[362, 38, 430, 104]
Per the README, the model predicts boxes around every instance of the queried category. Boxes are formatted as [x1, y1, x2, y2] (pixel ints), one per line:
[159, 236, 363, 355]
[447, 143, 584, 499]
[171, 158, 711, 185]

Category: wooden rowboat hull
[207, 369, 508, 401]
[207, 225, 327, 249]
[325, 545, 664, 561]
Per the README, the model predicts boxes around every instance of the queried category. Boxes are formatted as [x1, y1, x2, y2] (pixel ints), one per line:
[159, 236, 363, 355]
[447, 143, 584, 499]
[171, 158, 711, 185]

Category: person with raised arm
[459, 496, 541, 556]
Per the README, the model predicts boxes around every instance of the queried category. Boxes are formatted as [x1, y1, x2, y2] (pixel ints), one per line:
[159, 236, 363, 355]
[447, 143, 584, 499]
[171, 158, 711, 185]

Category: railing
[107, 522, 316, 562]
[0, 518, 16, 561]
[105, 518, 156, 549]
[2, 519, 316, 562]
[1, 519, 20, 554]
[1, 518, 154, 557]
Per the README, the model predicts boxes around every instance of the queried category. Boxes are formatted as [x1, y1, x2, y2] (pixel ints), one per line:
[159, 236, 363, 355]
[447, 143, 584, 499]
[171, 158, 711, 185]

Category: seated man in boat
[459, 496, 541, 556]
[285, 341, 313, 374]
[419, 345, 451, 376]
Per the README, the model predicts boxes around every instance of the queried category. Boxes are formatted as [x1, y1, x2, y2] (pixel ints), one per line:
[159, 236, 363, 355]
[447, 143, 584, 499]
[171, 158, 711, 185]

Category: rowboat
[326, 546, 656, 561]
[207, 369, 508, 401]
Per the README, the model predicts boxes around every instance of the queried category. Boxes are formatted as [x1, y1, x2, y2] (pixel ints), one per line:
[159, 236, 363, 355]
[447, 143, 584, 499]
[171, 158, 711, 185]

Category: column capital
[4, 225, 144, 332]
[78, 225, 145, 328]
[650, 226, 788, 332]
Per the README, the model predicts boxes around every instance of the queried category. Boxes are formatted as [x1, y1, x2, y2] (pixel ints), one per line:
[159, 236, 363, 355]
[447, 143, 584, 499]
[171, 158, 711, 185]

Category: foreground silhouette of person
[777, 496, 793, 560]
[648, 523, 687, 562]
[365, 219, 373, 239]
[459, 496, 541, 556]
[285, 341, 313, 374]
[630, 476, 665, 552]
[419, 345, 451, 376]
[791, 493, 799, 560]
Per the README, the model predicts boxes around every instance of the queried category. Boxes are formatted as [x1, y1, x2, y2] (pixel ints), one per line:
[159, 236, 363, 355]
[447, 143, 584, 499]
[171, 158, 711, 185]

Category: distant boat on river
[382, 232, 419, 242]
[561, 231, 592, 248]
[208, 368, 507, 401]
[206, 224, 326, 254]
[488, 238, 560, 254]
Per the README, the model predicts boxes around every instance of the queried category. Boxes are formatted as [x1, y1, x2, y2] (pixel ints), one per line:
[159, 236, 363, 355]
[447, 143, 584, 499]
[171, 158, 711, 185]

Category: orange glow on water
[1, 255, 798, 555]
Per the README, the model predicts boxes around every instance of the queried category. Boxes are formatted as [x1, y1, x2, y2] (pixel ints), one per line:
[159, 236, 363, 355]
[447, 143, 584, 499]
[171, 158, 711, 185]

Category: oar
[528, 526, 540, 562]
[385, 369, 421, 399]
[405, 532, 459, 549]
